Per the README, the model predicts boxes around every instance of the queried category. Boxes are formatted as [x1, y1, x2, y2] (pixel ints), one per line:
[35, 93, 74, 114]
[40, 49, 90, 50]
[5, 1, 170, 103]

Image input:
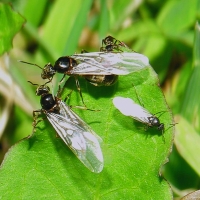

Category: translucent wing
[113, 96, 153, 125]
[46, 101, 103, 173]
[70, 52, 149, 75]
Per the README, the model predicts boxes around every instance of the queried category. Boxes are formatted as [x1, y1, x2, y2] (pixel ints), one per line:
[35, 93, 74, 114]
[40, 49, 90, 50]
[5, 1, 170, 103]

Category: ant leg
[63, 90, 73, 102]
[62, 88, 100, 112]
[161, 131, 165, 143]
[27, 110, 44, 138]
[59, 74, 66, 84]
[33, 110, 42, 127]
[144, 124, 148, 131]
[74, 77, 99, 111]
[43, 77, 53, 85]
[57, 86, 62, 98]
[57, 76, 74, 98]
[100, 47, 104, 52]
[70, 105, 100, 112]
[57, 74, 67, 93]
[81, 49, 88, 53]
[114, 45, 123, 52]
[74, 76, 86, 107]
[31, 110, 47, 133]
[165, 123, 178, 132]
[55, 74, 67, 97]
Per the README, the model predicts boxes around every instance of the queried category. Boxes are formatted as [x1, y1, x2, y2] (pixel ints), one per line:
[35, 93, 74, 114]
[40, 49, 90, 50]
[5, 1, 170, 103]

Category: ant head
[103, 36, 115, 45]
[41, 63, 56, 79]
[157, 123, 164, 131]
[27, 81, 50, 96]
[19, 60, 56, 81]
[36, 85, 50, 96]
[105, 44, 114, 52]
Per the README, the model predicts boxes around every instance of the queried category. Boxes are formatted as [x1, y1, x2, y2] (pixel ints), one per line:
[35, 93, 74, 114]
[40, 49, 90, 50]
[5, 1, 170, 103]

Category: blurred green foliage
[0, 0, 200, 199]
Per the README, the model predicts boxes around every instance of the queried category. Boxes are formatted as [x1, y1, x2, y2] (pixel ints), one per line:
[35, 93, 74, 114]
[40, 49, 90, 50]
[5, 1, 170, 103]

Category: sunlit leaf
[0, 3, 25, 55]
[0, 66, 174, 199]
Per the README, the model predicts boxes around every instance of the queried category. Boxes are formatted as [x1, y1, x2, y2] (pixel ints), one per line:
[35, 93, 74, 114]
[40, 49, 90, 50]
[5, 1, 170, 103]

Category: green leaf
[63, 0, 93, 55]
[167, 61, 193, 113]
[0, 66, 174, 199]
[162, 146, 198, 192]
[116, 19, 160, 43]
[22, 0, 48, 27]
[157, 0, 198, 38]
[40, 0, 92, 57]
[180, 22, 200, 131]
[109, 0, 141, 32]
[99, 0, 110, 39]
[0, 3, 25, 55]
[116, 19, 173, 82]
[174, 116, 200, 176]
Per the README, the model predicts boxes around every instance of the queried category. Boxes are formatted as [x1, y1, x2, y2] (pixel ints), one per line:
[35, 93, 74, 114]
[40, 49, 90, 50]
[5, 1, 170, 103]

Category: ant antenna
[153, 111, 167, 119]
[18, 60, 43, 70]
[27, 81, 39, 86]
[165, 123, 178, 132]
[160, 126, 165, 143]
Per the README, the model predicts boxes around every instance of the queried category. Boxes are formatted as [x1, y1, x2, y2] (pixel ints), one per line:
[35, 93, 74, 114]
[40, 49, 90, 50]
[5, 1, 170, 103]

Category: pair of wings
[112, 96, 154, 125]
[45, 101, 103, 173]
[70, 52, 149, 75]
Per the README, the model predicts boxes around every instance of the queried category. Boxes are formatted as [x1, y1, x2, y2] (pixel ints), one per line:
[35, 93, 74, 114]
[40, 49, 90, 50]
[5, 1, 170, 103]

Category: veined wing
[46, 101, 103, 173]
[113, 97, 153, 125]
[59, 101, 103, 142]
[70, 52, 149, 75]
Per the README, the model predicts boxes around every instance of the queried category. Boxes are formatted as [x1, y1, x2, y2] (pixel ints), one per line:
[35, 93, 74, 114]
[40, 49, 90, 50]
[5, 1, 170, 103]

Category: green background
[0, 0, 199, 199]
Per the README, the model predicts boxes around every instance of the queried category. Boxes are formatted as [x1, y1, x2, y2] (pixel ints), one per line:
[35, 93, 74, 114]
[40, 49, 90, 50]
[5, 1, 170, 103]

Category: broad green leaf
[0, 3, 25, 55]
[0, 66, 174, 199]
[174, 116, 200, 176]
